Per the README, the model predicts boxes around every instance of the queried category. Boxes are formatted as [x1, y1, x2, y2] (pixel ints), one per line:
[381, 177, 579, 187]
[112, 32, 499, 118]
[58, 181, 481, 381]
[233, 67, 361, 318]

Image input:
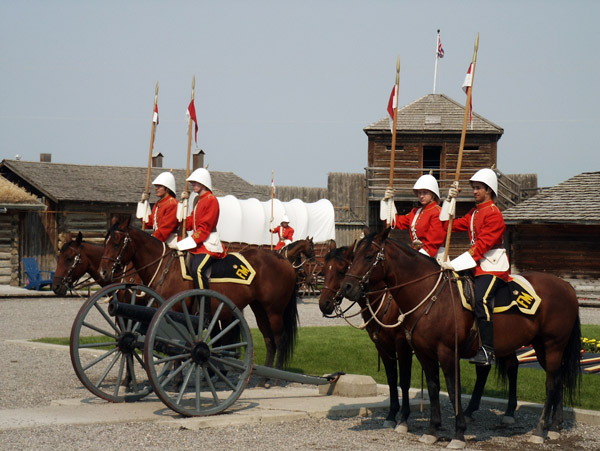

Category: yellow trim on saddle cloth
[210, 252, 256, 285]
[177, 252, 256, 285]
[455, 273, 542, 316]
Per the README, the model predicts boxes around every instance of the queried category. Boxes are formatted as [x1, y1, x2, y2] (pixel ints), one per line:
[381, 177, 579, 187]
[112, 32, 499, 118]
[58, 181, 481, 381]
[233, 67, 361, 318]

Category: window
[423, 146, 441, 179]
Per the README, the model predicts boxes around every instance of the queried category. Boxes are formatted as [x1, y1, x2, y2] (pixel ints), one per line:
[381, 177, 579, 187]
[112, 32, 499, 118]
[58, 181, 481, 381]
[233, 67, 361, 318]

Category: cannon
[70, 283, 338, 417]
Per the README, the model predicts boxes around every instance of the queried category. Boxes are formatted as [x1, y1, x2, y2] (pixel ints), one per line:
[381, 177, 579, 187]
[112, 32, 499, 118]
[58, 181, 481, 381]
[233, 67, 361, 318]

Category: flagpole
[433, 30, 440, 94]
[388, 56, 400, 189]
[270, 169, 275, 250]
[181, 75, 195, 239]
[443, 33, 479, 262]
[143, 81, 159, 230]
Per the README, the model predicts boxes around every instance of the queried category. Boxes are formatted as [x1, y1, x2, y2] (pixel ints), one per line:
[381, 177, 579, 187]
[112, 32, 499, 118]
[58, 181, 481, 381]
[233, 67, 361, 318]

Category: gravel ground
[1, 295, 599, 450]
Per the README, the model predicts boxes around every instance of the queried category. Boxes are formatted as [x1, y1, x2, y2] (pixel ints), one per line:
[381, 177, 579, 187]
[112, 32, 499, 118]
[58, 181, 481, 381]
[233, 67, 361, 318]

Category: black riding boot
[470, 320, 495, 366]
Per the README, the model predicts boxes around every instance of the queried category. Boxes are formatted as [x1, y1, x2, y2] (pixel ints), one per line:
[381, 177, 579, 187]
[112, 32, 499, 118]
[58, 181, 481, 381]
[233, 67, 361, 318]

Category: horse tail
[561, 314, 582, 406]
[279, 283, 299, 367]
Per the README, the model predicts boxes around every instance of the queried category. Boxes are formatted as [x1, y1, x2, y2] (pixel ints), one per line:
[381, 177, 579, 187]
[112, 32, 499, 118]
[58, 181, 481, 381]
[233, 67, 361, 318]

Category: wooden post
[443, 33, 479, 262]
[142, 81, 159, 230]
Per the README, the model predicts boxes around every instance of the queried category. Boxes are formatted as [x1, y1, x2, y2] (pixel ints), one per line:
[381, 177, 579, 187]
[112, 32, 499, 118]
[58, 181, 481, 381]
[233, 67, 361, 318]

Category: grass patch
[38, 323, 600, 411]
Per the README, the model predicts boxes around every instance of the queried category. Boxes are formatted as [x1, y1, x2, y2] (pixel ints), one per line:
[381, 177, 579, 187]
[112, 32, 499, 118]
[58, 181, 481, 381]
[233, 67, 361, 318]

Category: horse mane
[359, 230, 439, 266]
[324, 246, 349, 262]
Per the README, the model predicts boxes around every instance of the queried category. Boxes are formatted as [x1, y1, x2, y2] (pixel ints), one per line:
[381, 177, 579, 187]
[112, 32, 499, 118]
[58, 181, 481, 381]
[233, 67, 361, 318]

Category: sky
[1, 1, 599, 189]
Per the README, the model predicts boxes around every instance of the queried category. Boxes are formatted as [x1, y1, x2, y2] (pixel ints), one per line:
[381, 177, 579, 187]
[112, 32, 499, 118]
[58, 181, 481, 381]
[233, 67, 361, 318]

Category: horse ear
[111, 216, 119, 226]
[381, 227, 391, 241]
[362, 226, 370, 237]
[328, 240, 336, 251]
[124, 215, 131, 228]
[65, 232, 72, 242]
[75, 232, 83, 245]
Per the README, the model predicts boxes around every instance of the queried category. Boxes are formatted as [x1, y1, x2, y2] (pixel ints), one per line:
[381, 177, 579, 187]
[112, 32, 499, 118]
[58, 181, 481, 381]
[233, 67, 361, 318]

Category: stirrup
[469, 347, 495, 366]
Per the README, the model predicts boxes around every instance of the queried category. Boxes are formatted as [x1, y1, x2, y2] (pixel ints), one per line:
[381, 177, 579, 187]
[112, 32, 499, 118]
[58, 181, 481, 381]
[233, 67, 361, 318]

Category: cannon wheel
[70, 283, 165, 402]
[144, 289, 254, 417]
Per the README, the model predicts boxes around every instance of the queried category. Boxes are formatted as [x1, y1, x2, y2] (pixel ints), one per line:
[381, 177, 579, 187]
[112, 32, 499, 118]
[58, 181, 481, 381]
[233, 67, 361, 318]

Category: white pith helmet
[470, 168, 498, 197]
[281, 215, 290, 224]
[412, 174, 440, 199]
[187, 168, 212, 191]
[152, 172, 176, 193]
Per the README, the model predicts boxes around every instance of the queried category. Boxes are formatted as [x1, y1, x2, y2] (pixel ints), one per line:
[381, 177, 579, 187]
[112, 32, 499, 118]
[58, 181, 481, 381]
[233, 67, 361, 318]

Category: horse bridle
[55, 250, 82, 289]
[102, 230, 132, 281]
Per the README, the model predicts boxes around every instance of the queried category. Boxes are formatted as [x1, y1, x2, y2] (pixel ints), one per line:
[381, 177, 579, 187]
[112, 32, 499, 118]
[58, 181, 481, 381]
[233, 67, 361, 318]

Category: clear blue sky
[1, 1, 598, 189]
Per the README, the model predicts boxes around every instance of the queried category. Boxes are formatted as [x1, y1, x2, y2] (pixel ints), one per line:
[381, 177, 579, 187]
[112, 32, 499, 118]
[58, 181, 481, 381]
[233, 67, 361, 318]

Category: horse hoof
[547, 431, 560, 440]
[382, 420, 396, 429]
[394, 422, 408, 434]
[528, 434, 545, 444]
[447, 439, 466, 449]
[502, 415, 515, 425]
[419, 434, 438, 445]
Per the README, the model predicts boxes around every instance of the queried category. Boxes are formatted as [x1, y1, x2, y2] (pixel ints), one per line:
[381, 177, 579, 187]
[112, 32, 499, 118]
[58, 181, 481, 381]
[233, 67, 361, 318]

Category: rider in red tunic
[270, 216, 294, 251]
[144, 172, 180, 244]
[177, 168, 226, 290]
[380, 174, 446, 260]
[441, 168, 510, 366]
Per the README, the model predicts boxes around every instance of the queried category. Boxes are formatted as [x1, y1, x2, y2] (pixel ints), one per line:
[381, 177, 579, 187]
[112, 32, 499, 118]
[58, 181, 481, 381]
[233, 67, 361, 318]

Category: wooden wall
[506, 223, 600, 278]
[0, 213, 18, 285]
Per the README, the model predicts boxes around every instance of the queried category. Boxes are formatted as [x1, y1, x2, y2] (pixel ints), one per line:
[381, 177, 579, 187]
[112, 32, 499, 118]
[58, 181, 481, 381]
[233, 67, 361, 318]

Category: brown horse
[279, 237, 315, 270]
[340, 228, 581, 447]
[53, 231, 139, 296]
[319, 241, 520, 432]
[98, 216, 299, 373]
[52, 232, 107, 296]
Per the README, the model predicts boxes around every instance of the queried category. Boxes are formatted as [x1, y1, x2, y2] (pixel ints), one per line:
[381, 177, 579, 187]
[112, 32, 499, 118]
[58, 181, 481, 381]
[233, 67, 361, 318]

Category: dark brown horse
[340, 228, 580, 447]
[319, 241, 520, 433]
[279, 237, 315, 270]
[98, 216, 299, 373]
[52, 232, 106, 296]
[53, 231, 139, 296]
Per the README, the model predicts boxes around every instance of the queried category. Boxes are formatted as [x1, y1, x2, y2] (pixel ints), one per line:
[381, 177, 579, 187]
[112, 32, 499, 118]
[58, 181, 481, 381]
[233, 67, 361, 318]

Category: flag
[462, 63, 473, 127]
[387, 85, 398, 119]
[271, 173, 275, 193]
[153, 104, 159, 125]
[187, 100, 198, 143]
[437, 36, 444, 59]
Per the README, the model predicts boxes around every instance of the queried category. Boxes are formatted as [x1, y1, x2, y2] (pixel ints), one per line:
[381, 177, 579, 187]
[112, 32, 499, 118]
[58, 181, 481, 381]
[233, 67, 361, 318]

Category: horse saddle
[179, 252, 257, 285]
[455, 273, 542, 316]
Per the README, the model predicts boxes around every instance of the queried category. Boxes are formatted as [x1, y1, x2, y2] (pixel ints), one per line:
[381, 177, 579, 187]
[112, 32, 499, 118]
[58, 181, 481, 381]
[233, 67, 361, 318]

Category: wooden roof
[364, 93, 504, 135]
[503, 172, 600, 225]
[0, 160, 269, 204]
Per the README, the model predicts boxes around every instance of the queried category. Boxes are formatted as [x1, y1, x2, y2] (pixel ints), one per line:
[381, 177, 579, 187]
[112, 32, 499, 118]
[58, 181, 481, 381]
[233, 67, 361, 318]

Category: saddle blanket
[179, 252, 256, 285]
[456, 273, 542, 316]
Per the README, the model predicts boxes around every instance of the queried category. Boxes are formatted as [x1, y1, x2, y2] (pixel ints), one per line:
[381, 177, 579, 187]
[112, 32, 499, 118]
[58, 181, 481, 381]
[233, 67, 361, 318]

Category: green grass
[38, 324, 600, 411]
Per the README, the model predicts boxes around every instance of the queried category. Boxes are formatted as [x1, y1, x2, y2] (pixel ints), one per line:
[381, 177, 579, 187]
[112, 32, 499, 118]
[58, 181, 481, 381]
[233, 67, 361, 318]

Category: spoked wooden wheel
[144, 289, 254, 417]
[69, 283, 165, 402]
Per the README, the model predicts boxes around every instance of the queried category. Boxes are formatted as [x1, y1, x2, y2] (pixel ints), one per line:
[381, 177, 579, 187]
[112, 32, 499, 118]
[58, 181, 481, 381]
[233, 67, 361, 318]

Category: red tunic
[145, 194, 179, 242]
[392, 202, 446, 258]
[185, 191, 226, 257]
[451, 200, 509, 281]
[272, 225, 294, 251]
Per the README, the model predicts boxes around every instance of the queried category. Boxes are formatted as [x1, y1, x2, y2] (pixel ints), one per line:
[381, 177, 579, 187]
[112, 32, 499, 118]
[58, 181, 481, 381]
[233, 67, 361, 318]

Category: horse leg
[502, 354, 519, 424]
[379, 351, 399, 429]
[440, 356, 467, 448]
[417, 356, 442, 445]
[463, 364, 491, 421]
[249, 303, 275, 387]
[395, 341, 413, 433]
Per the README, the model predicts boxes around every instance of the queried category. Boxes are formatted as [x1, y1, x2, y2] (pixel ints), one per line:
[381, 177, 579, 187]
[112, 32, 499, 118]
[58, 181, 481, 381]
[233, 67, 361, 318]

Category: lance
[142, 81, 159, 230]
[443, 33, 479, 262]
[388, 56, 400, 189]
[180, 75, 196, 239]
[270, 169, 275, 250]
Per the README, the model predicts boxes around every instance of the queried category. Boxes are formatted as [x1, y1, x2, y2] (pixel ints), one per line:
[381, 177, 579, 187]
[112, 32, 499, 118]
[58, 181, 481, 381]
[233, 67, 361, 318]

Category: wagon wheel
[69, 283, 165, 402]
[302, 261, 323, 297]
[144, 289, 254, 417]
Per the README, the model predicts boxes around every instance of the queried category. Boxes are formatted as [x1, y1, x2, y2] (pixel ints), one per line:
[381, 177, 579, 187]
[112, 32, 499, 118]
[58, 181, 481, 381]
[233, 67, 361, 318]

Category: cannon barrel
[108, 299, 200, 329]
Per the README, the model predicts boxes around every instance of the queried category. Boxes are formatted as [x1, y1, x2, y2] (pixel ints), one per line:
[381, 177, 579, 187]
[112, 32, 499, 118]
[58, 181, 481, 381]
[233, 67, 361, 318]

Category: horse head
[340, 228, 390, 302]
[318, 244, 354, 315]
[53, 231, 87, 295]
[99, 216, 135, 282]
